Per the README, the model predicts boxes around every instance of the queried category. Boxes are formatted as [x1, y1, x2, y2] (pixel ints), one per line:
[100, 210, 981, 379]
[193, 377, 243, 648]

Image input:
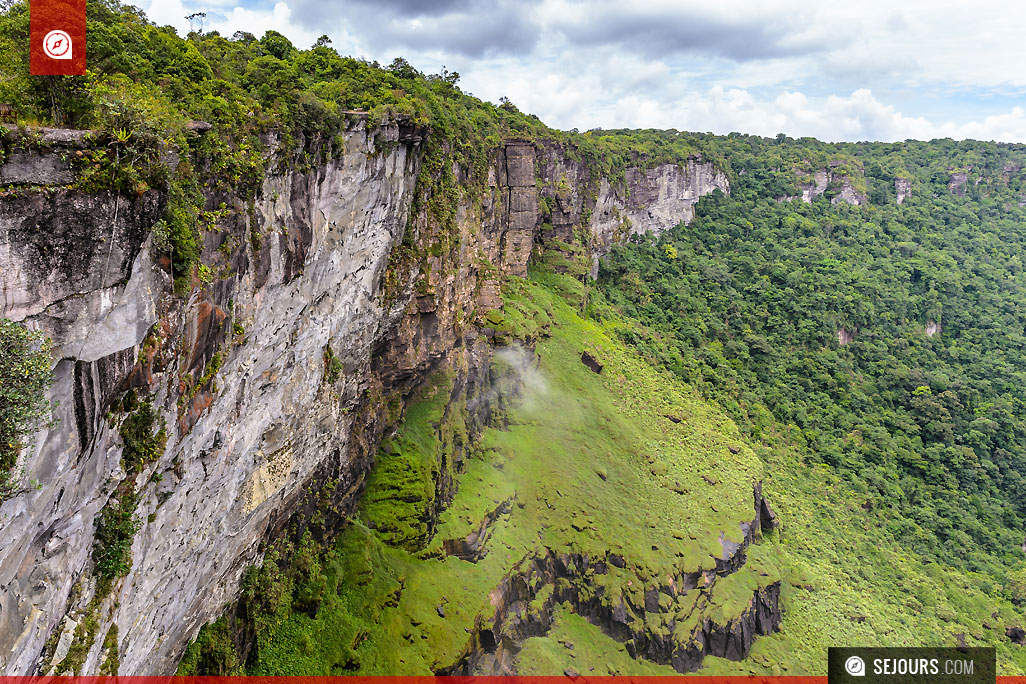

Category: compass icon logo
[42, 30, 73, 60]
[845, 655, 867, 677]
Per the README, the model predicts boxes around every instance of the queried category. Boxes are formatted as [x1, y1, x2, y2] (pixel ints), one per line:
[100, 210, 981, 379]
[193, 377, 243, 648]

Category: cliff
[797, 165, 866, 206]
[0, 121, 728, 674]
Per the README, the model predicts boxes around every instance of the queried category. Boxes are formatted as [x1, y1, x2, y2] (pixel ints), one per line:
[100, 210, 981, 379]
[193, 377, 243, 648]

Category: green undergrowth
[0, 317, 54, 500]
[516, 605, 678, 675]
[360, 371, 468, 550]
[242, 268, 773, 674]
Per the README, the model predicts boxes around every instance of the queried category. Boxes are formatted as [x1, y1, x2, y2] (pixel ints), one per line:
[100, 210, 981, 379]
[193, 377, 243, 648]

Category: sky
[141, 0, 1026, 143]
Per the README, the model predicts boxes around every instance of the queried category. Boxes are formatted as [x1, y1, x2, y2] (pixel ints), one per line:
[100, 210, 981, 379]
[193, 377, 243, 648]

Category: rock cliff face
[895, 177, 911, 205]
[588, 160, 730, 259]
[798, 167, 866, 206]
[0, 123, 729, 674]
[948, 169, 970, 197]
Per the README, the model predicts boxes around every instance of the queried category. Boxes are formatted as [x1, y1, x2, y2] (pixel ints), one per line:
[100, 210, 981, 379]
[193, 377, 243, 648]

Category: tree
[0, 318, 54, 498]
[185, 11, 205, 33]
[387, 56, 419, 80]
[1008, 566, 1026, 605]
[259, 29, 296, 60]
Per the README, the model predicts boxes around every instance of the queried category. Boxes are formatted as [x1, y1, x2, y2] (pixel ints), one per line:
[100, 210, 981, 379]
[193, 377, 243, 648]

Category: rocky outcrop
[0, 126, 91, 185]
[895, 177, 911, 205]
[948, 169, 969, 197]
[447, 485, 781, 675]
[440, 498, 513, 562]
[586, 160, 729, 276]
[493, 142, 729, 278]
[798, 165, 866, 206]
[0, 124, 732, 675]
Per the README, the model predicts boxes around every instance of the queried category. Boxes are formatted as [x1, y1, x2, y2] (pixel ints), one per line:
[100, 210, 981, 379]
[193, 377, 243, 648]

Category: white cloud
[142, 0, 321, 49]
[137, 0, 1026, 143]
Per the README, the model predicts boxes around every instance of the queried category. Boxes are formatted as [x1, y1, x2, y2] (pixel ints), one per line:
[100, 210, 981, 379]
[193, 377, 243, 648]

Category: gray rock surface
[895, 177, 911, 204]
[588, 160, 730, 276]
[949, 169, 969, 197]
[0, 125, 732, 675]
[0, 152, 75, 186]
[798, 167, 866, 206]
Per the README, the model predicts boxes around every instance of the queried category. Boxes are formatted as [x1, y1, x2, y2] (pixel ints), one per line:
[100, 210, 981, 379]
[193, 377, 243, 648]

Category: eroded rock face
[447, 485, 782, 676]
[0, 126, 91, 186]
[798, 167, 866, 206]
[0, 127, 732, 675]
[895, 177, 911, 205]
[587, 160, 730, 275]
[0, 185, 169, 674]
[949, 170, 969, 197]
[1, 121, 421, 674]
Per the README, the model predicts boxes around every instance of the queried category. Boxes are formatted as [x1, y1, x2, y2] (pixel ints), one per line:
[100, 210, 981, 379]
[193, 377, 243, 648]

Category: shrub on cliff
[0, 318, 54, 498]
[90, 74, 187, 146]
[92, 484, 142, 578]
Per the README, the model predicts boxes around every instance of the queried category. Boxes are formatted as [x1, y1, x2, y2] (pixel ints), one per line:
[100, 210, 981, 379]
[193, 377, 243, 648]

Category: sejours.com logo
[42, 29, 72, 59]
[828, 647, 996, 684]
[846, 655, 867, 677]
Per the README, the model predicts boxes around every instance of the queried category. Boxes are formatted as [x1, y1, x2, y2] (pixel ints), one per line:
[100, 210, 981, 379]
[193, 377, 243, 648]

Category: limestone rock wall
[895, 177, 911, 205]
[0, 120, 421, 674]
[587, 160, 730, 274]
[0, 125, 730, 675]
[798, 167, 866, 206]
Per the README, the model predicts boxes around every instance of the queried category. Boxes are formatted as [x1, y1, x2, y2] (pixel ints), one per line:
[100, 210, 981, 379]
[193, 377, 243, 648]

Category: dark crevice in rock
[71, 348, 139, 458]
[440, 485, 782, 676]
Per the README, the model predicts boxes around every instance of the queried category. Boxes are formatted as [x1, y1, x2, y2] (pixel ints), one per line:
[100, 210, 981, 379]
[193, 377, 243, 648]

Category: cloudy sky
[142, 0, 1026, 143]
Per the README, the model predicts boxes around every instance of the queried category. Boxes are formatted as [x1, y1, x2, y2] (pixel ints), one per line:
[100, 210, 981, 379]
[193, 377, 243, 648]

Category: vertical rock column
[501, 142, 538, 276]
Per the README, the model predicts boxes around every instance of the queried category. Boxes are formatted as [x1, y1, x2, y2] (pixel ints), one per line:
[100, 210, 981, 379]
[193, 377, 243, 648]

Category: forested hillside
[597, 133, 1026, 578]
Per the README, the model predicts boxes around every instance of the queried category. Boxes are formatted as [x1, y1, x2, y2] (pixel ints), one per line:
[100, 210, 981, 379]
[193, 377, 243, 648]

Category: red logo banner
[29, 0, 86, 75]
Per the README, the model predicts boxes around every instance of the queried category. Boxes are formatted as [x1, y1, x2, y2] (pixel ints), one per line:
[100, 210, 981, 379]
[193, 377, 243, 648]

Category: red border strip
[0, 677, 1021, 683]
[0, 678, 1020, 683]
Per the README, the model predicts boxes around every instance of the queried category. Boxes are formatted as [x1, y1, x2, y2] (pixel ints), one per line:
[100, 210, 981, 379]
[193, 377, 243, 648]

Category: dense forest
[595, 134, 1026, 583]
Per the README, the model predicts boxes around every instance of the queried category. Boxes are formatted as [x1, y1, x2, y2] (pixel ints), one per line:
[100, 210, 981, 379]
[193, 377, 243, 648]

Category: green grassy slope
[241, 269, 776, 674]
[180, 267, 1026, 676]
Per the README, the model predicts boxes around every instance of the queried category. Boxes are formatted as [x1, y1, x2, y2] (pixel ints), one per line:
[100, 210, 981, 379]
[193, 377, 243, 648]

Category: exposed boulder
[581, 350, 603, 373]
[949, 169, 969, 197]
